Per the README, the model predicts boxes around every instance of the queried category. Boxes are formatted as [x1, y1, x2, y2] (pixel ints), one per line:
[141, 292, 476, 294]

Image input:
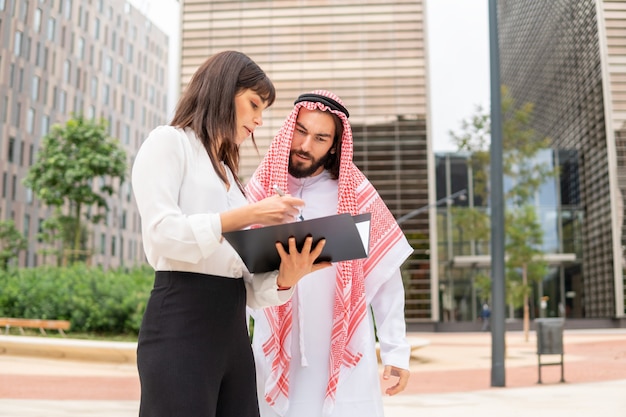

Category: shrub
[0, 264, 153, 335]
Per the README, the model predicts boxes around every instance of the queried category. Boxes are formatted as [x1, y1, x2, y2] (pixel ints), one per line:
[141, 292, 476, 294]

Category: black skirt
[137, 270, 260, 417]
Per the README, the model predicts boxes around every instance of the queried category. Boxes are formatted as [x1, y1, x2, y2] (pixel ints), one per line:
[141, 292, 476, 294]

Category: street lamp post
[489, 0, 506, 387]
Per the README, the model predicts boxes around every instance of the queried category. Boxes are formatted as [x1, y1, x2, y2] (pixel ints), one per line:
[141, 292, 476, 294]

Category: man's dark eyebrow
[296, 121, 332, 138]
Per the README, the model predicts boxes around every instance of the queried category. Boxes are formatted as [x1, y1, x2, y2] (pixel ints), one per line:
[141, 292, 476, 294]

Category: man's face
[288, 108, 336, 178]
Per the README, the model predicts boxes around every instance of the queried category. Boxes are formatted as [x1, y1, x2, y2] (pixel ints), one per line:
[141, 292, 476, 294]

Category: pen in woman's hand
[272, 184, 286, 197]
[272, 184, 304, 221]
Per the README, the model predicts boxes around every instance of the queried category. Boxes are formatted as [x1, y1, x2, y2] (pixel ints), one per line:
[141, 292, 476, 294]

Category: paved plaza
[1, 329, 625, 416]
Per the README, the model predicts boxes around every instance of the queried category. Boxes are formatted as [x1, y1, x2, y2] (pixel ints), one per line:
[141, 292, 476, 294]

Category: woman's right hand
[220, 194, 303, 234]
[250, 194, 304, 226]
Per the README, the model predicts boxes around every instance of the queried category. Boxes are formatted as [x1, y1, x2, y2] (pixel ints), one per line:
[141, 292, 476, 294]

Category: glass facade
[435, 150, 585, 322]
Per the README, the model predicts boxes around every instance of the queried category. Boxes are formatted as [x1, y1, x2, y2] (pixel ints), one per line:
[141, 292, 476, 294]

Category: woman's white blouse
[131, 125, 292, 308]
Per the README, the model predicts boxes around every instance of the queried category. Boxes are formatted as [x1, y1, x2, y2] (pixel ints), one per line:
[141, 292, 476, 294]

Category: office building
[436, 149, 585, 324]
[180, 0, 433, 321]
[0, 0, 169, 269]
[493, 0, 625, 322]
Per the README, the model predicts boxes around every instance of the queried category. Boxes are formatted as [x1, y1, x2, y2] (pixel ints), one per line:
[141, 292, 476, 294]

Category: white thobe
[250, 171, 411, 417]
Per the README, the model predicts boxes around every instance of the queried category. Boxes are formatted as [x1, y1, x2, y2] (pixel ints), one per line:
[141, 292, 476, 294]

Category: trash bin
[535, 318, 565, 383]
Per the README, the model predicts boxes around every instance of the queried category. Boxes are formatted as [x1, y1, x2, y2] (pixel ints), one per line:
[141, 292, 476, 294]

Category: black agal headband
[294, 93, 350, 118]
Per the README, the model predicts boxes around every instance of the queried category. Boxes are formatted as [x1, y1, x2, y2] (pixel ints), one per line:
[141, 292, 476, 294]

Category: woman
[131, 51, 329, 417]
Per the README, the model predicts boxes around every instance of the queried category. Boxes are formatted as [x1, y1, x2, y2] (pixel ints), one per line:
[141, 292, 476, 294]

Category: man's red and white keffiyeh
[246, 90, 410, 415]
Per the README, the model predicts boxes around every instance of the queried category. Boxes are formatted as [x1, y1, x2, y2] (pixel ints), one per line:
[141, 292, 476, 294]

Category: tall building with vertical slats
[180, 1, 435, 321]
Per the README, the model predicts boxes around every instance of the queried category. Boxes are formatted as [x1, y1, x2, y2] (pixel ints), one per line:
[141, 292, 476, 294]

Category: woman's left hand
[275, 236, 331, 289]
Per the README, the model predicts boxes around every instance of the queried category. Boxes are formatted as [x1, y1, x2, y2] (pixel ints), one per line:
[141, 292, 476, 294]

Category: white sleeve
[243, 269, 294, 309]
[131, 126, 223, 264]
[370, 268, 411, 370]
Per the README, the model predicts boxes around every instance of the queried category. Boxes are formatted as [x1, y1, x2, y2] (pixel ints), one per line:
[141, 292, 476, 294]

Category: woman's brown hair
[170, 50, 276, 191]
[324, 113, 344, 180]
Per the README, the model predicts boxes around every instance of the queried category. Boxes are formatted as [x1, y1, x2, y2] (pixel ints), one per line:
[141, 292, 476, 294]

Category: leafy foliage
[449, 86, 557, 317]
[0, 220, 27, 270]
[23, 115, 127, 263]
[0, 264, 153, 334]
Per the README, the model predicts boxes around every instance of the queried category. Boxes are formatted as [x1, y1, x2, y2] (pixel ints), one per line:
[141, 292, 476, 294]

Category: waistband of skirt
[154, 270, 242, 288]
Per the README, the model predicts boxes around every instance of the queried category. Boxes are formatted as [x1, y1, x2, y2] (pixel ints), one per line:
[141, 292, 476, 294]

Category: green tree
[23, 115, 127, 264]
[0, 220, 27, 270]
[450, 86, 556, 340]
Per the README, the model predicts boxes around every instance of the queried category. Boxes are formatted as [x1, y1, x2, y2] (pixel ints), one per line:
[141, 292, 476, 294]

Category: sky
[128, 0, 491, 152]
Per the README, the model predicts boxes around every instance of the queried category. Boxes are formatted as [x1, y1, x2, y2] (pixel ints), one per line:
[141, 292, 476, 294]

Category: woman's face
[233, 89, 269, 145]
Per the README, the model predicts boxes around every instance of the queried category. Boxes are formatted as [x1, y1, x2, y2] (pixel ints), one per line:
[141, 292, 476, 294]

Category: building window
[11, 174, 16, 200]
[23, 214, 30, 239]
[35, 41, 41, 66]
[94, 18, 100, 39]
[90, 76, 98, 99]
[58, 91, 66, 113]
[64, 0, 72, 20]
[31, 75, 40, 101]
[1, 96, 7, 123]
[100, 233, 106, 255]
[7, 137, 15, 162]
[104, 55, 112, 76]
[77, 37, 84, 59]
[103, 84, 109, 105]
[47, 17, 55, 41]
[18, 1, 27, 23]
[77, 5, 83, 27]
[34, 8, 42, 32]
[38, 219, 44, 243]
[26, 108, 35, 134]
[123, 124, 130, 144]
[13, 102, 21, 128]
[63, 59, 71, 82]
[41, 115, 49, 135]
[13, 31, 22, 56]
[126, 44, 133, 63]
[18, 67, 24, 92]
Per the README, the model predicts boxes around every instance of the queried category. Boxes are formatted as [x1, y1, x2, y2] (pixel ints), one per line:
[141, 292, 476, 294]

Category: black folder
[223, 213, 371, 273]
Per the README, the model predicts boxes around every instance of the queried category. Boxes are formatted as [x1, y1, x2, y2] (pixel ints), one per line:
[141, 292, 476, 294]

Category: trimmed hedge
[0, 264, 154, 335]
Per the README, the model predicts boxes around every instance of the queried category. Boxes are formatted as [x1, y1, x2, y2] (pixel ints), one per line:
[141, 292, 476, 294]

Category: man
[246, 90, 413, 417]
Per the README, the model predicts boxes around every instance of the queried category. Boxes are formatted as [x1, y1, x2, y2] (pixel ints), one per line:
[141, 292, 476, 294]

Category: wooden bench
[0, 318, 71, 337]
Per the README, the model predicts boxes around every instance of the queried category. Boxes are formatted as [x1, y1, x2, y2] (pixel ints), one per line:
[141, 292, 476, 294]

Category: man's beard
[288, 150, 331, 178]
